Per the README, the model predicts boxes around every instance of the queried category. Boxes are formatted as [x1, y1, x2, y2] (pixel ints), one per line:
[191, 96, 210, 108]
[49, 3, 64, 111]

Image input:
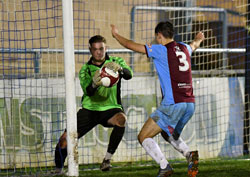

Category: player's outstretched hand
[92, 70, 102, 88]
[195, 31, 205, 42]
[110, 24, 118, 38]
[104, 62, 121, 72]
[190, 31, 205, 52]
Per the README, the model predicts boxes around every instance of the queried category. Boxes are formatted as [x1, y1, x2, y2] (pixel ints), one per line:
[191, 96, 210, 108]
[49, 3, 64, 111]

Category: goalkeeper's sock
[168, 136, 190, 158]
[142, 138, 168, 169]
[55, 144, 67, 169]
[107, 126, 125, 154]
[104, 152, 113, 160]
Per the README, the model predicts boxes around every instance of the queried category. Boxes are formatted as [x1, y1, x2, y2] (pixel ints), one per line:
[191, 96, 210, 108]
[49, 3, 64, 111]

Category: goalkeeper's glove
[92, 70, 102, 88]
[104, 62, 122, 73]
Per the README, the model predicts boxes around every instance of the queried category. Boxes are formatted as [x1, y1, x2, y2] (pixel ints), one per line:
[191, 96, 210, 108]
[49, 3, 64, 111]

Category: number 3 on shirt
[176, 51, 189, 72]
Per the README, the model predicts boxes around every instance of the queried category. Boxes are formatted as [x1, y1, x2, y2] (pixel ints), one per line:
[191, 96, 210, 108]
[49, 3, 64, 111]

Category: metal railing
[130, 6, 233, 67]
[0, 47, 246, 76]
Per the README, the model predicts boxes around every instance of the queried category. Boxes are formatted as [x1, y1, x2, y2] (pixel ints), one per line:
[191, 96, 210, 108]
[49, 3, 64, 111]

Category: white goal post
[62, 0, 78, 176]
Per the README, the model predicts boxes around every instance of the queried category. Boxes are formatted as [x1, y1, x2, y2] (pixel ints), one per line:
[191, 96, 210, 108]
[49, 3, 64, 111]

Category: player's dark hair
[89, 35, 106, 46]
[155, 21, 174, 39]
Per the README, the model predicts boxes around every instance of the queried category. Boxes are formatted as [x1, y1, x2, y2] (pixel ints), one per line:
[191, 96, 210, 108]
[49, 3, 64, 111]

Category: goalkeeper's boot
[187, 151, 199, 177]
[100, 158, 112, 171]
[50, 167, 65, 176]
[157, 164, 173, 177]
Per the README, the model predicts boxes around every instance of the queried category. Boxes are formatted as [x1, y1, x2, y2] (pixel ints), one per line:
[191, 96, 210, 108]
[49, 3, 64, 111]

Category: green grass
[1, 158, 250, 177]
[76, 159, 250, 177]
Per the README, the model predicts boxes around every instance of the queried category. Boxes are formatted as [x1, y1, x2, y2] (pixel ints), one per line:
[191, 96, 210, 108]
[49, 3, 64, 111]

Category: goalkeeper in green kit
[53, 35, 133, 174]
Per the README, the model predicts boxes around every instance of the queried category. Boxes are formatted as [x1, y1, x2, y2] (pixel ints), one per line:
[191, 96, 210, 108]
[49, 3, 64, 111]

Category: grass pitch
[77, 158, 250, 177]
[1, 158, 249, 176]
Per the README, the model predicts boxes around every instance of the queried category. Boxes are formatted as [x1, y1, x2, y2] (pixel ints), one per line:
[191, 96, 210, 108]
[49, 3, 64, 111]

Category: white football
[99, 66, 120, 87]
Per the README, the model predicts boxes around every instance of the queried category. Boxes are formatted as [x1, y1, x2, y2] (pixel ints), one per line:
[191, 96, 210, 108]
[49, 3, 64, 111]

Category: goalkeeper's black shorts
[76, 107, 124, 138]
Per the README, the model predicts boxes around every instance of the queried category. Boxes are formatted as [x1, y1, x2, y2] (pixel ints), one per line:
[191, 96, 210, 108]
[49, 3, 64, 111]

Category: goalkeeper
[111, 21, 204, 177]
[53, 35, 133, 174]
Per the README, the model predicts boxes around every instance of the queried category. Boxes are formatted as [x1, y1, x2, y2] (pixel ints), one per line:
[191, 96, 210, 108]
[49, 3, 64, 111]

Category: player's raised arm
[189, 31, 205, 52]
[111, 24, 146, 54]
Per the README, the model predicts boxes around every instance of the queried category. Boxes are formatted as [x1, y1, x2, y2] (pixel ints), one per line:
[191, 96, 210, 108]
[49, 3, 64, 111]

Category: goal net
[0, 0, 249, 176]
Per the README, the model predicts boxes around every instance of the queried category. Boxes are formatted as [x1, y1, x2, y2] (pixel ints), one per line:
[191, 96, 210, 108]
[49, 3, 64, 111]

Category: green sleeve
[109, 56, 133, 77]
[79, 64, 92, 95]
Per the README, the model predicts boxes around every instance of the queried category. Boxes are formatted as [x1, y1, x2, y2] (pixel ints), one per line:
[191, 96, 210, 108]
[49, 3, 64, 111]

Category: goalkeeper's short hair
[89, 35, 106, 46]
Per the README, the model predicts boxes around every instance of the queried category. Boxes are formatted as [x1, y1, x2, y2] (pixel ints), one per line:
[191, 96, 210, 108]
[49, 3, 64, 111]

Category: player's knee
[115, 115, 126, 127]
[118, 116, 126, 126]
[58, 133, 67, 148]
[137, 133, 144, 144]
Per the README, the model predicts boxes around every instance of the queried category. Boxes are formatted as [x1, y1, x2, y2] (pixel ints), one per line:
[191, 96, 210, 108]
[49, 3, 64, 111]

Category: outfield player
[111, 21, 204, 177]
[53, 35, 133, 174]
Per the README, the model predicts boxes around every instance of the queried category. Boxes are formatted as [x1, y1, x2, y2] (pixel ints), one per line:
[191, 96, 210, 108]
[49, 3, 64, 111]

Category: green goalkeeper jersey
[79, 54, 133, 111]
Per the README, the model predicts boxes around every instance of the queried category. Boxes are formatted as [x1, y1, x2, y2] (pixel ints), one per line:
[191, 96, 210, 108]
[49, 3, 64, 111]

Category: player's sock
[107, 125, 125, 154]
[55, 144, 67, 169]
[104, 152, 113, 160]
[142, 138, 168, 169]
[168, 136, 190, 158]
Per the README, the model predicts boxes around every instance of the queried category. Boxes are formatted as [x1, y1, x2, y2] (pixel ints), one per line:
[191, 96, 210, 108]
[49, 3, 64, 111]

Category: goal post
[62, 0, 78, 176]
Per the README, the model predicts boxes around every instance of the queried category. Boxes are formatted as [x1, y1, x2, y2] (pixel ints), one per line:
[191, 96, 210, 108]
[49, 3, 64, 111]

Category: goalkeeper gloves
[104, 62, 122, 73]
[92, 70, 102, 88]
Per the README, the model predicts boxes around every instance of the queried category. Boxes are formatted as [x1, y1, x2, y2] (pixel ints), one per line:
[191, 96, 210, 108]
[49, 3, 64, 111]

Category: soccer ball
[99, 66, 120, 87]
